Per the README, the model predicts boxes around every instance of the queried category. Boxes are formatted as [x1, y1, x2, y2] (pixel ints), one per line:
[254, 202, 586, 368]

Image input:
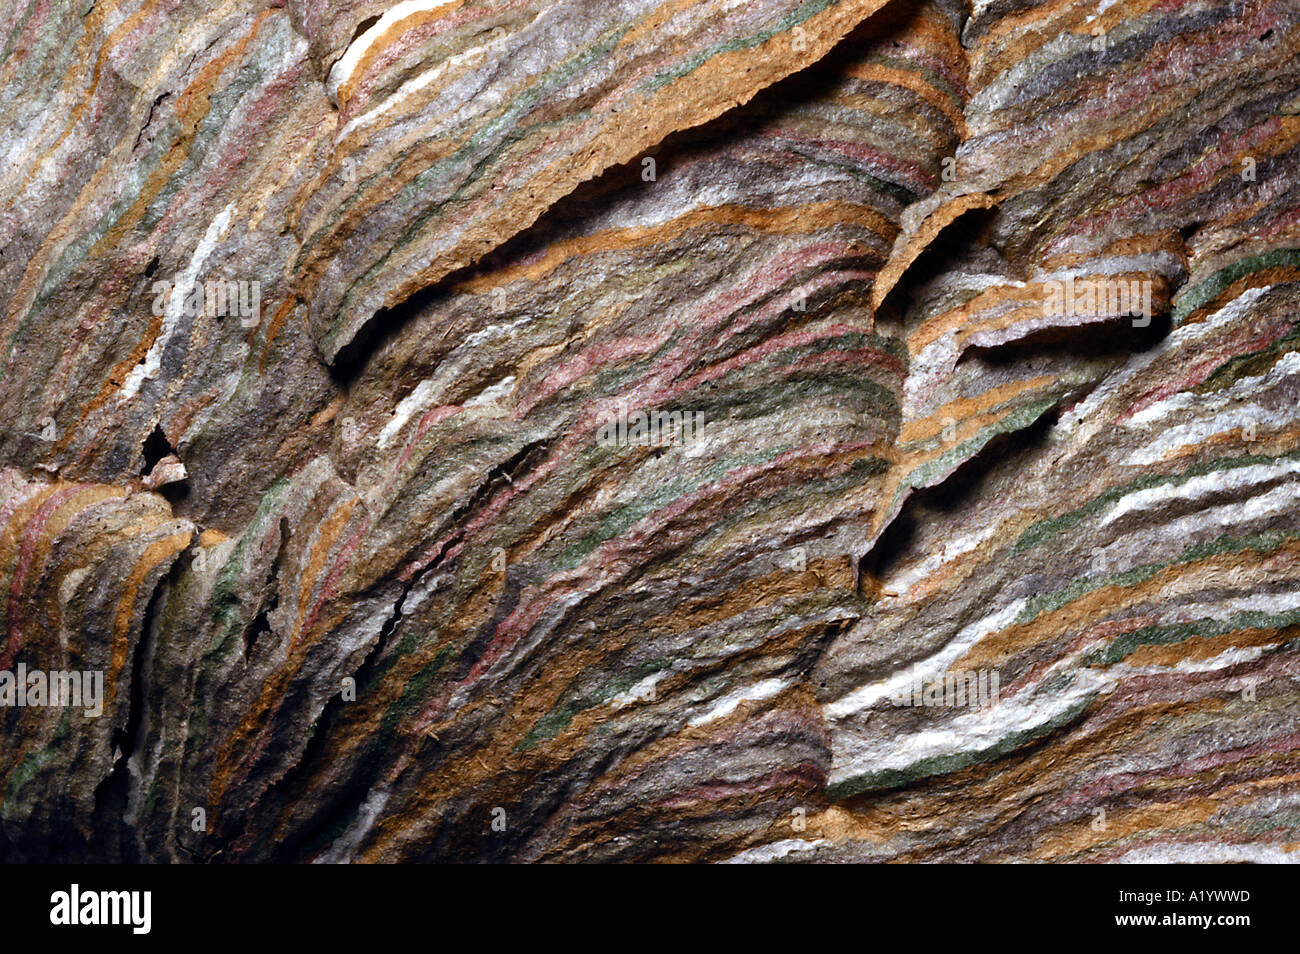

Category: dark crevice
[324, 4, 929, 389]
[322, 15, 382, 81]
[227, 433, 554, 858]
[349, 16, 381, 48]
[855, 405, 1059, 592]
[417, 437, 554, 577]
[258, 438, 552, 859]
[327, 264, 470, 389]
[217, 438, 558, 857]
[242, 517, 289, 661]
[959, 309, 1173, 365]
[242, 607, 275, 662]
[859, 505, 919, 590]
[134, 91, 170, 150]
[140, 422, 190, 507]
[140, 423, 173, 476]
[451, 440, 548, 542]
[830, 405, 1063, 700]
[89, 550, 181, 862]
[878, 207, 1002, 325]
[157, 478, 190, 509]
[929, 408, 1057, 510]
[261, 568, 421, 863]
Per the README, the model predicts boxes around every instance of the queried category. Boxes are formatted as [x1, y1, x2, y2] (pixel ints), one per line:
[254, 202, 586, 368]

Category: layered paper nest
[1, 0, 1298, 862]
